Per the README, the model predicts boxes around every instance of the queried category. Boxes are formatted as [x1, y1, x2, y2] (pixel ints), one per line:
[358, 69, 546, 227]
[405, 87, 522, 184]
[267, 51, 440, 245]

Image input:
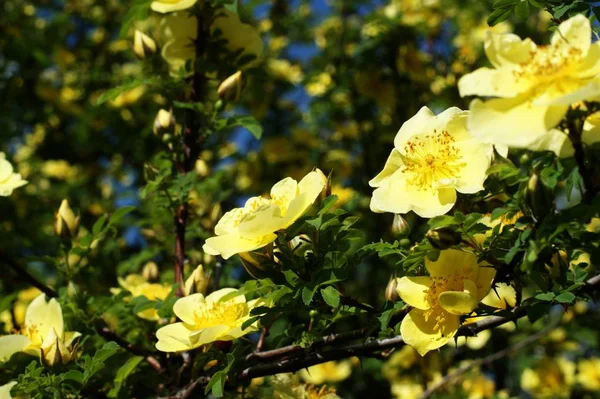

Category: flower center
[193, 301, 247, 329]
[423, 272, 470, 332]
[515, 44, 582, 84]
[20, 324, 42, 346]
[400, 130, 465, 191]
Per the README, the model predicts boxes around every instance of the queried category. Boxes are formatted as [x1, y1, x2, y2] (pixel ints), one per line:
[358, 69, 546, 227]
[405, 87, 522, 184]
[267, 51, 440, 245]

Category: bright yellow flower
[299, 360, 353, 385]
[203, 169, 326, 259]
[521, 357, 575, 398]
[155, 288, 261, 351]
[0, 294, 80, 365]
[369, 107, 493, 218]
[0, 382, 17, 399]
[305, 73, 333, 96]
[0, 153, 27, 196]
[271, 373, 340, 399]
[462, 371, 495, 399]
[395, 249, 495, 355]
[577, 358, 600, 391]
[151, 0, 197, 13]
[113, 274, 172, 321]
[459, 15, 600, 153]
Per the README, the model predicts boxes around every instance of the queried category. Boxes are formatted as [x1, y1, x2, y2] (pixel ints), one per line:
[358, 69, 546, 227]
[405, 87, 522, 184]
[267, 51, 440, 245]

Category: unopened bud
[391, 214, 410, 237]
[426, 227, 462, 250]
[525, 173, 552, 220]
[385, 276, 401, 302]
[133, 30, 157, 59]
[217, 71, 243, 102]
[184, 264, 211, 296]
[153, 109, 175, 136]
[40, 328, 79, 367]
[54, 199, 80, 239]
[142, 261, 159, 282]
[238, 252, 269, 279]
[67, 281, 79, 298]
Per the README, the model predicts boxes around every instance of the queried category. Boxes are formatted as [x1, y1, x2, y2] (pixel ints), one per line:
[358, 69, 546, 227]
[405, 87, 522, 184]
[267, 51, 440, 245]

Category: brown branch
[1, 253, 57, 298]
[96, 326, 165, 374]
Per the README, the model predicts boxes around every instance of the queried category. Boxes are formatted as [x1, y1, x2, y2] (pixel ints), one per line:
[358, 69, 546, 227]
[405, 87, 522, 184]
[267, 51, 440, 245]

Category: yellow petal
[173, 293, 205, 325]
[0, 335, 31, 362]
[543, 76, 600, 106]
[211, 10, 263, 62]
[25, 295, 64, 342]
[298, 169, 327, 198]
[394, 106, 462, 150]
[280, 171, 326, 228]
[189, 325, 231, 346]
[205, 288, 245, 304]
[0, 381, 17, 398]
[425, 249, 478, 279]
[551, 14, 591, 56]
[475, 266, 496, 301]
[369, 149, 403, 187]
[453, 141, 493, 194]
[395, 277, 433, 310]
[484, 31, 536, 68]
[400, 309, 459, 356]
[237, 203, 285, 238]
[438, 289, 477, 316]
[156, 322, 194, 352]
[151, 0, 197, 13]
[458, 67, 533, 98]
[575, 42, 600, 78]
[202, 232, 277, 259]
[270, 177, 298, 208]
[468, 96, 568, 148]
[482, 283, 516, 309]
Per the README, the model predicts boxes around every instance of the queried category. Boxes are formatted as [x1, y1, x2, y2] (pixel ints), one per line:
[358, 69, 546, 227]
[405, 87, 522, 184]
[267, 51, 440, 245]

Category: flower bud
[385, 276, 401, 302]
[153, 109, 175, 136]
[133, 30, 157, 59]
[142, 261, 159, 282]
[525, 172, 552, 220]
[238, 252, 269, 279]
[54, 199, 80, 239]
[67, 281, 79, 298]
[184, 264, 211, 296]
[426, 227, 462, 250]
[391, 214, 410, 237]
[40, 328, 78, 367]
[217, 71, 243, 102]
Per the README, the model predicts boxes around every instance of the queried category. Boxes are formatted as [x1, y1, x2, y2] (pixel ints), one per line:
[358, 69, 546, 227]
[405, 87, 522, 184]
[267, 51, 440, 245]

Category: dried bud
[133, 30, 157, 59]
[54, 199, 80, 239]
[385, 276, 401, 302]
[142, 261, 159, 282]
[184, 264, 211, 296]
[391, 214, 410, 237]
[426, 227, 462, 250]
[238, 252, 269, 279]
[153, 109, 175, 136]
[217, 71, 243, 102]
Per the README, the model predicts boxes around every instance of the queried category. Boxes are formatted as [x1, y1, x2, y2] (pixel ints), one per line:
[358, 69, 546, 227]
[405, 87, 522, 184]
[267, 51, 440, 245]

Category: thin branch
[256, 327, 269, 352]
[1, 253, 57, 298]
[96, 326, 165, 374]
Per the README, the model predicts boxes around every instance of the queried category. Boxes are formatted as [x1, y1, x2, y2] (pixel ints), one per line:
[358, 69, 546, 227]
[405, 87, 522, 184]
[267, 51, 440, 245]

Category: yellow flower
[151, 0, 197, 13]
[0, 382, 17, 399]
[299, 360, 353, 385]
[155, 288, 261, 351]
[268, 59, 304, 84]
[0, 294, 80, 365]
[0, 153, 27, 196]
[462, 371, 495, 399]
[41, 160, 78, 180]
[521, 357, 575, 398]
[577, 358, 600, 391]
[369, 107, 493, 218]
[183, 264, 210, 296]
[390, 376, 423, 399]
[114, 274, 172, 321]
[203, 169, 326, 259]
[108, 86, 146, 108]
[459, 15, 600, 153]
[133, 30, 157, 58]
[382, 346, 419, 382]
[54, 199, 80, 239]
[211, 10, 264, 64]
[395, 249, 495, 355]
[305, 73, 333, 97]
[271, 374, 340, 399]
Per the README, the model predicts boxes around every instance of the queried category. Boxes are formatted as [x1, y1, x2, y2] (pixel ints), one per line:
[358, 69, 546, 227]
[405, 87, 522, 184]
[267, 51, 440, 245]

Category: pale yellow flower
[0, 153, 27, 196]
[183, 264, 210, 296]
[268, 59, 304, 84]
[305, 73, 333, 97]
[155, 288, 261, 351]
[0, 294, 80, 365]
[109, 86, 146, 108]
[0, 382, 17, 399]
[54, 199, 80, 239]
[396, 249, 495, 355]
[576, 358, 600, 391]
[462, 371, 495, 399]
[113, 274, 172, 321]
[390, 376, 423, 399]
[382, 346, 419, 382]
[271, 373, 340, 399]
[521, 357, 575, 398]
[459, 15, 600, 153]
[41, 160, 78, 180]
[369, 107, 493, 218]
[299, 360, 353, 385]
[203, 169, 326, 259]
[151, 0, 197, 14]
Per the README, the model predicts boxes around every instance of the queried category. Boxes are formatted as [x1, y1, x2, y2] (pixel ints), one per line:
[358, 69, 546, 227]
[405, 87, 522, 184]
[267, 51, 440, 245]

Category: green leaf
[302, 286, 316, 306]
[173, 101, 205, 112]
[62, 370, 84, 384]
[97, 79, 155, 105]
[120, 0, 153, 38]
[225, 116, 263, 139]
[555, 291, 576, 304]
[318, 195, 339, 215]
[515, 0, 529, 19]
[109, 206, 136, 225]
[82, 342, 120, 384]
[205, 354, 234, 397]
[428, 215, 458, 229]
[107, 356, 144, 398]
[553, 3, 572, 19]
[535, 292, 555, 301]
[488, 6, 513, 26]
[493, 0, 521, 7]
[320, 286, 341, 308]
[92, 214, 108, 236]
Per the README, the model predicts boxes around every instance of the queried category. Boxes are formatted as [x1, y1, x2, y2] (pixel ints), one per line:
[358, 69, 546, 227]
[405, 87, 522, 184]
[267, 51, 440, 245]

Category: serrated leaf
[302, 286, 316, 306]
[320, 286, 341, 308]
[555, 291, 576, 304]
[535, 292, 555, 301]
[488, 7, 513, 26]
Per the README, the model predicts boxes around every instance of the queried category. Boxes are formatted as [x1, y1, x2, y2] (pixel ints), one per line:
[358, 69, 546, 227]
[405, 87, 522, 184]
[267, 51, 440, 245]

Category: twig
[340, 295, 378, 314]
[96, 326, 165, 374]
[420, 316, 561, 398]
[256, 327, 269, 352]
[567, 114, 596, 201]
[1, 253, 57, 298]
[157, 376, 211, 399]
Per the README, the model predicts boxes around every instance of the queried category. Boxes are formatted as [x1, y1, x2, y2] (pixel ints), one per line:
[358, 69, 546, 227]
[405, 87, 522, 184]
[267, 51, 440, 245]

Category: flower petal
[202, 233, 277, 259]
[482, 283, 516, 309]
[280, 169, 327, 228]
[426, 249, 479, 280]
[400, 308, 459, 356]
[475, 266, 496, 301]
[172, 293, 205, 325]
[438, 289, 478, 316]
[454, 141, 493, 194]
[551, 14, 591, 56]
[484, 32, 536, 68]
[369, 149, 404, 188]
[0, 381, 17, 397]
[156, 322, 195, 352]
[458, 67, 533, 98]
[394, 107, 462, 150]
[189, 325, 231, 346]
[25, 295, 64, 342]
[0, 335, 31, 362]
[396, 277, 433, 310]
[237, 203, 285, 238]
[543, 76, 600, 106]
[205, 288, 245, 304]
[270, 177, 298, 208]
[151, 0, 197, 13]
